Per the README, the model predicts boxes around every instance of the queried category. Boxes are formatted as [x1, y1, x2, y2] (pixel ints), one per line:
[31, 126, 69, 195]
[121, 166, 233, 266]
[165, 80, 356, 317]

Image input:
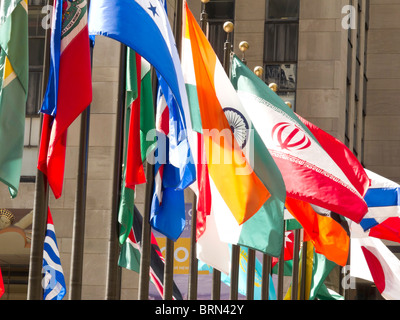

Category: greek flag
[360, 169, 400, 231]
[42, 208, 66, 300]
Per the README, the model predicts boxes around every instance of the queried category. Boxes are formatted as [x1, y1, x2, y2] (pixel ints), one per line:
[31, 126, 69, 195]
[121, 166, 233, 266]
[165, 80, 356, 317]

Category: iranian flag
[182, 3, 286, 273]
[230, 54, 369, 224]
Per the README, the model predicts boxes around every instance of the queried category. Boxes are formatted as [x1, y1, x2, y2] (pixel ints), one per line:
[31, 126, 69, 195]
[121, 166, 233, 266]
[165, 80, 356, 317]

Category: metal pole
[291, 229, 301, 300]
[277, 224, 286, 300]
[137, 66, 157, 300]
[261, 254, 271, 300]
[105, 43, 127, 300]
[27, 0, 52, 298]
[300, 241, 308, 300]
[188, 192, 198, 300]
[246, 248, 255, 300]
[68, 101, 91, 300]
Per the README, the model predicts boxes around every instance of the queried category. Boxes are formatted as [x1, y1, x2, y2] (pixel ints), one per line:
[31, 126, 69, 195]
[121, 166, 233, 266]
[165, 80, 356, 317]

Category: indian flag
[0, 0, 28, 198]
[182, 3, 286, 273]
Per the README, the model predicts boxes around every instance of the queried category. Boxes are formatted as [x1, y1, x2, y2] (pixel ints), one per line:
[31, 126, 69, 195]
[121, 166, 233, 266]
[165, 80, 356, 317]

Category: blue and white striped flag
[360, 169, 400, 231]
[42, 208, 66, 300]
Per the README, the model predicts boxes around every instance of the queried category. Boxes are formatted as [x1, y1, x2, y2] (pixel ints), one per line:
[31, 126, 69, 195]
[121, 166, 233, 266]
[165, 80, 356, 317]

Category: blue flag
[88, 0, 190, 125]
[40, 0, 63, 116]
[42, 208, 66, 300]
[360, 169, 400, 231]
[150, 85, 186, 241]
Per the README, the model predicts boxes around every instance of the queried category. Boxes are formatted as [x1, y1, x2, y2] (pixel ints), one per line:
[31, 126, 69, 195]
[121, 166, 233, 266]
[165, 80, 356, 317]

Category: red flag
[369, 217, 400, 243]
[0, 266, 4, 299]
[38, 1, 92, 198]
[125, 52, 146, 189]
[297, 114, 370, 198]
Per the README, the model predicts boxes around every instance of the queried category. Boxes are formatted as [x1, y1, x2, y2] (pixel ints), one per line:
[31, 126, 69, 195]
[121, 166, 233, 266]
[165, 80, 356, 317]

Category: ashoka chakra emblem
[223, 107, 249, 149]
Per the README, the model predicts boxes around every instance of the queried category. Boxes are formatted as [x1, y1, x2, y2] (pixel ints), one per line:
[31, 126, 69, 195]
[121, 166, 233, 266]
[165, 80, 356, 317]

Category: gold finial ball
[201, 0, 210, 3]
[285, 101, 292, 109]
[223, 21, 234, 33]
[254, 66, 264, 77]
[239, 41, 249, 52]
[269, 83, 278, 92]
[0, 208, 15, 230]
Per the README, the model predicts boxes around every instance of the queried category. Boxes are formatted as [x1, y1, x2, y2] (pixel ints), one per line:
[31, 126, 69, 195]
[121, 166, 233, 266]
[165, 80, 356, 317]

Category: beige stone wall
[296, 0, 350, 140]
[364, 0, 400, 183]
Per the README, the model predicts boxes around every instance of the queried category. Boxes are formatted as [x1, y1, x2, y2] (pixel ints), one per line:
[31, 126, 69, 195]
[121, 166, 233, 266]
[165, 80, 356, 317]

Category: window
[206, 0, 235, 63]
[264, 0, 299, 109]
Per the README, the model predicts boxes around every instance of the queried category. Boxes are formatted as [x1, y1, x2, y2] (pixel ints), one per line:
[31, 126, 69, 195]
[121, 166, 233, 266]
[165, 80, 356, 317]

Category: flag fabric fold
[149, 0, 195, 241]
[38, 0, 92, 199]
[42, 208, 67, 300]
[230, 54, 369, 224]
[118, 48, 156, 245]
[0, 0, 28, 198]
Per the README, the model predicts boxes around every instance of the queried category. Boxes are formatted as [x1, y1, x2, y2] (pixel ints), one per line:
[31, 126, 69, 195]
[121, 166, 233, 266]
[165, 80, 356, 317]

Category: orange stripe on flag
[185, 5, 270, 225]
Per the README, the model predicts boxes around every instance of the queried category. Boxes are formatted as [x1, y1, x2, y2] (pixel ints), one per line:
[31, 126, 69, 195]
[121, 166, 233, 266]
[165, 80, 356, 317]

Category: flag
[230, 54, 369, 223]
[38, 0, 92, 199]
[183, 3, 286, 259]
[88, 0, 192, 159]
[351, 223, 400, 300]
[118, 205, 183, 300]
[0, 0, 28, 198]
[42, 208, 66, 300]
[368, 217, 400, 244]
[360, 169, 400, 231]
[285, 199, 351, 266]
[149, 84, 186, 241]
[118, 48, 156, 245]
[149, 1, 195, 241]
[0, 266, 4, 299]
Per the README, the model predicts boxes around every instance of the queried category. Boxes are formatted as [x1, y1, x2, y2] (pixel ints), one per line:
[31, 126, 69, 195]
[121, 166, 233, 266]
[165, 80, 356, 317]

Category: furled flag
[150, 85, 186, 241]
[351, 223, 400, 300]
[230, 54, 369, 224]
[118, 205, 183, 300]
[359, 169, 400, 231]
[38, 0, 92, 199]
[149, 0, 195, 241]
[0, 0, 28, 198]
[42, 208, 66, 300]
[88, 0, 195, 190]
[0, 266, 4, 299]
[183, 3, 286, 261]
[118, 48, 156, 244]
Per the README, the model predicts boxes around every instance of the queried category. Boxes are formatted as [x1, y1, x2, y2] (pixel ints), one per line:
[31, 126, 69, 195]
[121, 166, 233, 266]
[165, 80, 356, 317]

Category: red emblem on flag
[272, 122, 311, 151]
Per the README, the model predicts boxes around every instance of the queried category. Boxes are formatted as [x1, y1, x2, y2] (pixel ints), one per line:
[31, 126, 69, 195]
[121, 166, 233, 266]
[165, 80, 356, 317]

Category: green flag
[118, 49, 156, 245]
[0, 0, 28, 198]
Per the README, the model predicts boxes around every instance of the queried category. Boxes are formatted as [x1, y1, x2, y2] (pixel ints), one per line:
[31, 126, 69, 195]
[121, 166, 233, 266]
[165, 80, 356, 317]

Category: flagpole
[253, 65, 272, 301]
[299, 240, 307, 300]
[238, 41, 256, 300]
[277, 223, 286, 299]
[291, 228, 301, 300]
[162, 0, 185, 301]
[261, 254, 271, 300]
[221, 20, 240, 300]
[27, 0, 52, 298]
[105, 43, 127, 300]
[138, 66, 157, 300]
[68, 17, 93, 298]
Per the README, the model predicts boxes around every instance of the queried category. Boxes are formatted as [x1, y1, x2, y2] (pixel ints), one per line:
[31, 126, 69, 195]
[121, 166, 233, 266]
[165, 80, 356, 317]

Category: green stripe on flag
[0, 0, 28, 198]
